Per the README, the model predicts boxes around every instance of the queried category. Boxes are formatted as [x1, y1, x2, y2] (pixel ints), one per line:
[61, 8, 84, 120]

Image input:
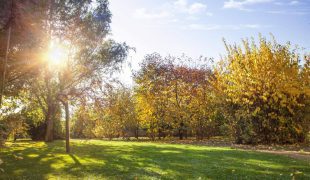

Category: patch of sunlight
[234, 167, 287, 177]
[27, 154, 39, 158]
[160, 150, 182, 154]
[111, 164, 127, 172]
[40, 155, 61, 163]
[157, 143, 231, 152]
[59, 155, 76, 163]
[6, 142, 48, 154]
[13, 169, 25, 175]
[46, 153, 55, 157]
[80, 157, 103, 164]
[170, 162, 192, 168]
[48, 173, 103, 180]
[165, 169, 182, 176]
[120, 154, 133, 160]
[145, 165, 166, 175]
[136, 161, 145, 166]
[246, 159, 284, 169]
[51, 162, 66, 170]
[66, 154, 105, 167]
[40, 157, 52, 162]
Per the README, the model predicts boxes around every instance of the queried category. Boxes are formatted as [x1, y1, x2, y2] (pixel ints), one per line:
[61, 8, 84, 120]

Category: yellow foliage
[214, 35, 309, 144]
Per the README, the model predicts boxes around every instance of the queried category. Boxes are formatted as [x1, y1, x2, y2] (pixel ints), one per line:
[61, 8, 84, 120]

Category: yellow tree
[134, 53, 170, 140]
[214, 35, 310, 144]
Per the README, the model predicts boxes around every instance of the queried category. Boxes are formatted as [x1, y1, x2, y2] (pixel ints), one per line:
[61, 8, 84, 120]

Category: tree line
[72, 37, 310, 144]
[0, 0, 309, 149]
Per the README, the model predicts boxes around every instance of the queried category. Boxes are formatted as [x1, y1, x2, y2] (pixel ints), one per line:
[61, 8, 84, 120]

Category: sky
[109, 0, 310, 85]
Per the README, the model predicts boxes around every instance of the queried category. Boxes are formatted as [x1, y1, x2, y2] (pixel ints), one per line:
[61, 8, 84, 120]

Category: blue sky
[109, 0, 310, 85]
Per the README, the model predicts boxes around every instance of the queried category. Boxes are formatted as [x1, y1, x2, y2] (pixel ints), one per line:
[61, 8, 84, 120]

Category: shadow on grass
[0, 140, 309, 179]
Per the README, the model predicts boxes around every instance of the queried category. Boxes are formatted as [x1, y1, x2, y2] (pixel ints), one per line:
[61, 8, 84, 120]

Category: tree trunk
[135, 126, 139, 139]
[0, 4, 12, 108]
[45, 100, 55, 142]
[179, 129, 183, 140]
[179, 122, 184, 140]
[63, 100, 70, 153]
[135, 130, 139, 139]
[44, 0, 55, 142]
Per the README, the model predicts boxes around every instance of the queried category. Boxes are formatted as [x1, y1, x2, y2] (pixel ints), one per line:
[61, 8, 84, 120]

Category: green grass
[0, 140, 309, 179]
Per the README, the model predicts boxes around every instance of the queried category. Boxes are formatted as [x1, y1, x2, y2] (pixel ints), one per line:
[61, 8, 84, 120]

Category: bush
[0, 113, 28, 145]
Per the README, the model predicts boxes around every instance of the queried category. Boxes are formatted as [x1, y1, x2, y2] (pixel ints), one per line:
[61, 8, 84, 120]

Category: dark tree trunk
[149, 123, 155, 141]
[0, 1, 12, 108]
[135, 127, 139, 139]
[196, 121, 204, 140]
[185, 129, 188, 139]
[29, 122, 46, 141]
[45, 102, 55, 142]
[179, 122, 184, 140]
[63, 100, 70, 153]
[179, 129, 183, 140]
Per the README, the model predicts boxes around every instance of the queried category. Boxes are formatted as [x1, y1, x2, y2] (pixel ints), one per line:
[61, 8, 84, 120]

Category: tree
[0, 96, 28, 145]
[0, 0, 47, 108]
[134, 54, 173, 140]
[214, 35, 310, 144]
[71, 83, 139, 140]
[39, 0, 129, 152]
[134, 53, 216, 140]
[1, 0, 129, 152]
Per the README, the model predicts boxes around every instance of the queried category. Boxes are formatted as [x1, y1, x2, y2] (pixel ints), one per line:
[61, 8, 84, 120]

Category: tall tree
[0, 0, 47, 108]
[43, 0, 128, 151]
[1, 0, 129, 152]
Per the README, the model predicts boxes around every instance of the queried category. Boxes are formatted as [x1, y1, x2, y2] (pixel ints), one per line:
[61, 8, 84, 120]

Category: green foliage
[0, 113, 27, 145]
[1, 0, 129, 143]
[0, 95, 29, 145]
[72, 85, 139, 139]
[0, 0, 47, 100]
[72, 105, 97, 139]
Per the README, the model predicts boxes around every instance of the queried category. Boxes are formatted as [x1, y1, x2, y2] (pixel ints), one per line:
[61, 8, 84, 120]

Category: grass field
[0, 140, 309, 179]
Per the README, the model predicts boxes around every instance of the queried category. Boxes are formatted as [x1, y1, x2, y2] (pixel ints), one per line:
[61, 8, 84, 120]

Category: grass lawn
[0, 140, 309, 179]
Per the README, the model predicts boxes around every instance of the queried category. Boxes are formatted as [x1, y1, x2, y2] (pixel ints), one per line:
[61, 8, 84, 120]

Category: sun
[47, 41, 68, 66]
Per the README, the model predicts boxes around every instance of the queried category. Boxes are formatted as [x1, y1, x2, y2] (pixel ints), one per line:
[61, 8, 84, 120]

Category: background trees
[134, 54, 172, 140]
[133, 53, 222, 140]
[71, 84, 139, 139]
[131, 37, 309, 144]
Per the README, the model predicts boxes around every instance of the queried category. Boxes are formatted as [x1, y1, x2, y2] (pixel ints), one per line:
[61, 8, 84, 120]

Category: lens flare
[47, 41, 68, 66]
